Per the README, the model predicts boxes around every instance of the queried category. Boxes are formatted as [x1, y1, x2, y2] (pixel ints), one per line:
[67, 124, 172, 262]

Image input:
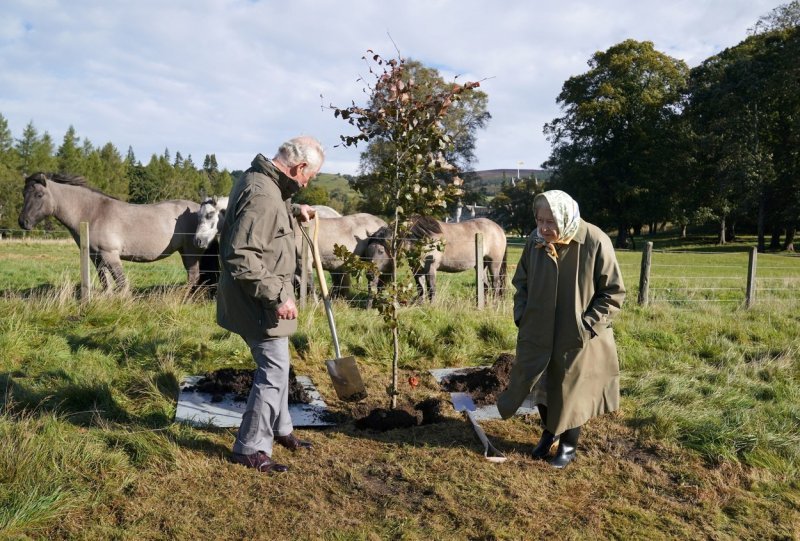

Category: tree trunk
[769, 226, 782, 251]
[757, 193, 766, 253]
[390, 213, 400, 410]
[391, 326, 399, 410]
[784, 226, 796, 252]
[616, 224, 629, 249]
[681, 224, 687, 238]
[718, 216, 726, 245]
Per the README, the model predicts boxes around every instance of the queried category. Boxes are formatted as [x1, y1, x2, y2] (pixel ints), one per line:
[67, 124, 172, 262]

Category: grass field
[1, 235, 799, 539]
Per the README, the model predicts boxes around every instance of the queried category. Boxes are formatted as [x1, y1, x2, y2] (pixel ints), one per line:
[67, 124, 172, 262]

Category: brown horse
[19, 172, 203, 290]
[365, 216, 508, 302]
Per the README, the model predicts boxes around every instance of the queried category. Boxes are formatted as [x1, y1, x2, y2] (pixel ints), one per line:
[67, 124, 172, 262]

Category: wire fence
[2, 227, 799, 309]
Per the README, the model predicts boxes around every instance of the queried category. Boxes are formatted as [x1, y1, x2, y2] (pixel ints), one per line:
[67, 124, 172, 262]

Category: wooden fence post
[475, 232, 485, 310]
[299, 224, 309, 307]
[638, 241, 653, 306]
[80, 221, 91, 302]
[745, 247, 757, 308]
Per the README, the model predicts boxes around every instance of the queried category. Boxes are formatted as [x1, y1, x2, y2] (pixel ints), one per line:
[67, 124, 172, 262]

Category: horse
[19, 172, 204, 291]
[295, 212, 387, 297]
[193, 196, 229, 294]
[194, 195, 229, 249]
[364, 216, 507, 303]
[310, 204, 342, 218]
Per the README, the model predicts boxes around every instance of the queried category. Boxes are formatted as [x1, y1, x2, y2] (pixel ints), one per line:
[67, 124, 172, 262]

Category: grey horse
[296, 212, 387, 297]
[364, 216, 507, 303]
[19, 172, 203, 290]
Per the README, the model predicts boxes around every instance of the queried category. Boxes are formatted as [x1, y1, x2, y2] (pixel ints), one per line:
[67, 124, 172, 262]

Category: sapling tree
[331, 50, 482, 408]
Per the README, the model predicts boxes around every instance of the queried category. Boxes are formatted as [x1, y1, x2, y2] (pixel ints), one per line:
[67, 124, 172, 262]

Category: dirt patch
[353, 397, 446, 431]
[183, 366, 312, 404]
[439, 353, 515, 406]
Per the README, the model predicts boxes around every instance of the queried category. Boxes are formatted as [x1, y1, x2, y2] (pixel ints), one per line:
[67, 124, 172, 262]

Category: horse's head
[19, 172, 55, 230]
[194, 199, 221, 248]
[363, 226, 393, 274]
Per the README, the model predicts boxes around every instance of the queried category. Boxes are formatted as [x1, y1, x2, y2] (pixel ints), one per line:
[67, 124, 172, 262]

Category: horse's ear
[25, 172, 49, 186]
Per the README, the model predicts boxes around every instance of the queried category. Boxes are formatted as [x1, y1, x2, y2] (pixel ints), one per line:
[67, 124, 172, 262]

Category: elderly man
[217, 136, 324, 474]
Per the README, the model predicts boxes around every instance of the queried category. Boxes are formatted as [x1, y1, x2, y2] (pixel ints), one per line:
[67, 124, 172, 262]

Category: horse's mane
[25, 172, 119, 199]
[26, 172, 87, 187]
[410, 215, 442, 237]
[369, 225, 392, 241]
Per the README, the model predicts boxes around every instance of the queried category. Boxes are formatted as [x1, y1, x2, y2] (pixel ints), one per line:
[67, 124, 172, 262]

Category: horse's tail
[498, 248, 508, 297]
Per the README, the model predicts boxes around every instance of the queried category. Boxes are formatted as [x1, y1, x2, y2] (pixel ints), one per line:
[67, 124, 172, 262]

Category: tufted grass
[0, 238, 798, 538]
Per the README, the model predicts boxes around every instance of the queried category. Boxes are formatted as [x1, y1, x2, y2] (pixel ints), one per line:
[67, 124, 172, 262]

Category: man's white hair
[275, 136, 325, 172]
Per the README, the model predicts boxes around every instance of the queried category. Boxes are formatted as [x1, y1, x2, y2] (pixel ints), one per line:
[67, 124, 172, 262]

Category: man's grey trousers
[233, 336, 294, 456]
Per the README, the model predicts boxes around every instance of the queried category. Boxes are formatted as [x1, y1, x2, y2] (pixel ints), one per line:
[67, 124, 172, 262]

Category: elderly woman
[497, 190, 625, 469]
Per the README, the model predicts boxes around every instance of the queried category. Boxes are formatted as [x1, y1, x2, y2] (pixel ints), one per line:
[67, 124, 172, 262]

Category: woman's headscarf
[532, 190, 581, 259]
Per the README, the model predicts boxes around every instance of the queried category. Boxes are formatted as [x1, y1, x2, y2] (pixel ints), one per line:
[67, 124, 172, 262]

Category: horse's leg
[413, 270, 426, 301]
[92, 255, 111, 290]
[487, 261, 497, 297]
[366, 274, 375, 309]
[427, 270, 436, 302]
[330, 271, 344, 298]
[180, 252, 200, 288]
[366, 271, 383, 309]
[102, 252, 128, 291]
[341, 272, 352, 297]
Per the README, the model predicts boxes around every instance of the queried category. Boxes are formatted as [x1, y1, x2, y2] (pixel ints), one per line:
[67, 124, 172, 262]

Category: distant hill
[467, 169, 554, 196]
[314, 173, 358, 198]
[311, 169, 554, 201]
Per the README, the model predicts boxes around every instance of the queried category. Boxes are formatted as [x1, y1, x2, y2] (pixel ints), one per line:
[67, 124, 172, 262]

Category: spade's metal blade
[450, 392, 476, 412]
[325, 356, 367, 402]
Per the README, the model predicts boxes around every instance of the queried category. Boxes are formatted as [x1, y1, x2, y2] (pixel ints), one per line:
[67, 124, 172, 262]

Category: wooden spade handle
[299, 219, 341, 358]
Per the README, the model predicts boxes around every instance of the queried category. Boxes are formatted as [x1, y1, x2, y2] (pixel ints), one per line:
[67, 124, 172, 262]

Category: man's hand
[295, 204, 316, 223]
[276, 298, 298, 320]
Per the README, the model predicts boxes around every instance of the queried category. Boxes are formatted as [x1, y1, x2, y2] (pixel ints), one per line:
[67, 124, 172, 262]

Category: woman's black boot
[548, 426, 581, 469]
[531, 404, 557, 460]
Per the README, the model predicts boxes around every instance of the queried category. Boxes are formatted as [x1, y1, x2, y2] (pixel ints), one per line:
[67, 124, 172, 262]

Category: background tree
[489, 176, 542, 236]
[749, 1, 800, 34]
[688, 25, 799, 249]
[294, 184, 330, 206]
[352, 58, 490, 216]
[56, 126, 83, 175]
[0, 114, 20, 231]
[543, 39, 690, 247]
[333, 50, 480, 408]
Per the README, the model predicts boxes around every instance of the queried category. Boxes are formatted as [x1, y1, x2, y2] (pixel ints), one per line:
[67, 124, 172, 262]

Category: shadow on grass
[0, 283, 80, 299]
[1, 371, 130, 425]
[65, 332, 169, 367]
[0, 371, 232, 460]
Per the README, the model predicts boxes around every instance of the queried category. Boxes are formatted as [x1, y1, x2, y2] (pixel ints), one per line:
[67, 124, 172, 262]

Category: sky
[0, 0, 783, 176]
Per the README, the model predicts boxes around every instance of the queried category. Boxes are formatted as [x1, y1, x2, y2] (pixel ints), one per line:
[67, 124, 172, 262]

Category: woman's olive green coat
[497, 220, 626, 434]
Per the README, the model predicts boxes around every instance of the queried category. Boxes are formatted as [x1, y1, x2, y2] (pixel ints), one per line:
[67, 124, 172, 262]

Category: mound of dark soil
[353, 397, 446, 431]
[415, 397, 445, 425]
[183, 366, 312, 404]
[355, 407, 418, 431]
[439, 353, 515, 406]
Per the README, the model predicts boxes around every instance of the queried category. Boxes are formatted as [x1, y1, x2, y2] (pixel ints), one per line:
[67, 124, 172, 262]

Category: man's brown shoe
[275, 433, 313, 452]
[232, 451, 289, 473]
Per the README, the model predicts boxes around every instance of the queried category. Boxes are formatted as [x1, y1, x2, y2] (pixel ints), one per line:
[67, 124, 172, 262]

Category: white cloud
[0, 0, 781, 175]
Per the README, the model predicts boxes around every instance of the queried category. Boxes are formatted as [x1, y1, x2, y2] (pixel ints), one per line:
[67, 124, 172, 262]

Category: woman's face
[536, 206, 559, 242]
